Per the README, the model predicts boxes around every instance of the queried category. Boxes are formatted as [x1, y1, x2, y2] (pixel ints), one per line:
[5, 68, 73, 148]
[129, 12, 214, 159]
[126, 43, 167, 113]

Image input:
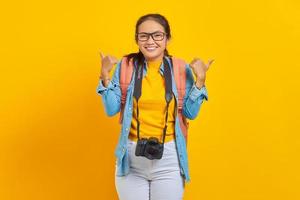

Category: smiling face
[136, 20, 169, 62]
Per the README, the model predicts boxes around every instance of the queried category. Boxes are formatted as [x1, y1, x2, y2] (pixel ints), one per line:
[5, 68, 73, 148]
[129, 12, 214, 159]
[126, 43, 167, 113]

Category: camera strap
[133, 56, 173, 144]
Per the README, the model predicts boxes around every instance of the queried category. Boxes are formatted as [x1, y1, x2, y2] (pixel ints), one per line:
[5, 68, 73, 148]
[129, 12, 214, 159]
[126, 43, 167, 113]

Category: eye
[153, 32, 165, 40]
[154, 33, 162, 37]
[138, 33, 148, 40]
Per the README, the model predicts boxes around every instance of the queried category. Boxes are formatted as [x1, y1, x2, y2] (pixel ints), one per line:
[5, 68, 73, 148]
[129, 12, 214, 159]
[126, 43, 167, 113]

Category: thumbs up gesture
[189, 57, 214, 82]
[99, 51, 119, 78]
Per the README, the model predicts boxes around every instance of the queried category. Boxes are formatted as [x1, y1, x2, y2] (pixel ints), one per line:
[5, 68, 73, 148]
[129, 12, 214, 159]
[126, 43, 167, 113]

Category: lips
[145, 46, 158, 52]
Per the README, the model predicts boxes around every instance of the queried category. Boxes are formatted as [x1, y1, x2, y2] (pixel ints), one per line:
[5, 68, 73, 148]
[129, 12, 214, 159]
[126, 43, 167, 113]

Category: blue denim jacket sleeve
[96, 61, 122, 116]
[182, 64, 209, 120]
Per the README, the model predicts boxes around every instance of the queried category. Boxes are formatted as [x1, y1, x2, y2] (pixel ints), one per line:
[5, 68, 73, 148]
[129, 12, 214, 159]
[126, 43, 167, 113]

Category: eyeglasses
[136, 31, 166, 41]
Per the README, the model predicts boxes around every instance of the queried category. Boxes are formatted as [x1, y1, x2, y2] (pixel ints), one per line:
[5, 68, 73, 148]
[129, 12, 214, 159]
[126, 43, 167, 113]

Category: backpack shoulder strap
[171, 57, 186, 110]
[119, 57, 134, 124]
[171, 57, 189, 143]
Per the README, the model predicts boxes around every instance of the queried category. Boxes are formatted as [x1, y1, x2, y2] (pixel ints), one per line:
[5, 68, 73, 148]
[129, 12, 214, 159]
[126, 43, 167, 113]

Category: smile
[145, 46, 158, 51]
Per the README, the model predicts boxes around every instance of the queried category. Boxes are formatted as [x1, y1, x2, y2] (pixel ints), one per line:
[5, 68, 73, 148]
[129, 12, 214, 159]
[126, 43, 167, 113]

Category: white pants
[115, 139, 185, 200]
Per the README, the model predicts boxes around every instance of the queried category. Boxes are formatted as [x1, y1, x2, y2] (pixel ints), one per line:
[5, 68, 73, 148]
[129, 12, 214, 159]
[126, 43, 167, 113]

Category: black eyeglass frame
[136, 31, 167, 42]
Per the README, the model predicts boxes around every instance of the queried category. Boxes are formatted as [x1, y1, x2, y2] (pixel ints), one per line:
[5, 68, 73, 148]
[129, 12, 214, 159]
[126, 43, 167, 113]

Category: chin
[142, 52, 164, 61]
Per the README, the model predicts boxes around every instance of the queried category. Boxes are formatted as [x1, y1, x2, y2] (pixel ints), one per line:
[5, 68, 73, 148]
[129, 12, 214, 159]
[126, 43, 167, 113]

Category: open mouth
[144, 46, 158, 52]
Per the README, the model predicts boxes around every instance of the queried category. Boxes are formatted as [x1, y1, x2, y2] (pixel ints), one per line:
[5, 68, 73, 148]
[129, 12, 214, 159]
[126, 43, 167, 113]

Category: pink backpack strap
[172, 57, 186, 110]
[171, 57, 189, 142]
[119, 57, 134, 124]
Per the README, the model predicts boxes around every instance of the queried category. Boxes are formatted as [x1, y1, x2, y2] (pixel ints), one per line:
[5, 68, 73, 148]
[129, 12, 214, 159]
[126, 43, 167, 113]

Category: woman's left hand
[189, 58, 214, 87]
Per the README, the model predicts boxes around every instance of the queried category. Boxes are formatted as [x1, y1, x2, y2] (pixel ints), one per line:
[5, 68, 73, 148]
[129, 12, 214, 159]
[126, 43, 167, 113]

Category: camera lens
[148, 146, 158, 155]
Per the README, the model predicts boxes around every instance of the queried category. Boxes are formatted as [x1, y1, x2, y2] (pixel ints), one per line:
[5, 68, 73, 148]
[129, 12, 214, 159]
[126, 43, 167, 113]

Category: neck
[145, 55, 164, 63]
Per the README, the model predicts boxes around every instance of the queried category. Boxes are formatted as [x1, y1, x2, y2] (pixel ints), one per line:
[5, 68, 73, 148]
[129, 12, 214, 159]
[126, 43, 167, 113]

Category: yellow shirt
[129, 59, 176, 143]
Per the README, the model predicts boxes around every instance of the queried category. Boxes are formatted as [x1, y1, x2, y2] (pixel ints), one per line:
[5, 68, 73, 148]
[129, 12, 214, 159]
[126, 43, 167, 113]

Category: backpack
[118, 56, 189, 142]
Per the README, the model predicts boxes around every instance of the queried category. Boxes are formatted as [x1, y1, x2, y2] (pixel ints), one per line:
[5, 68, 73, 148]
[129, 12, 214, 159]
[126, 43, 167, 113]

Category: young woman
[97, 13, 213, 200]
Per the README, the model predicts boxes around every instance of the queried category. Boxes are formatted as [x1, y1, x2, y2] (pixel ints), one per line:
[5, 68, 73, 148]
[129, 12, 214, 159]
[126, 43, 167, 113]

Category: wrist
[99, 73, 111, 87]
[99, 73, 110, 80]
[101, 78, 110, 87]
[100, 71, 109, 78]
[195, 80, 205, 89]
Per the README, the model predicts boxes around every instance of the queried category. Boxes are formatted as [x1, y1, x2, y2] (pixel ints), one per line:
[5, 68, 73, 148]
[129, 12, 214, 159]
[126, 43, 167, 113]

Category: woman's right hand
[99, 51, 119, 78]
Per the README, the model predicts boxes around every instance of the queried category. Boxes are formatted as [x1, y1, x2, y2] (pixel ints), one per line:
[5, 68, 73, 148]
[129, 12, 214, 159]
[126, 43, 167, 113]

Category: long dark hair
[124, 13, 172, 66]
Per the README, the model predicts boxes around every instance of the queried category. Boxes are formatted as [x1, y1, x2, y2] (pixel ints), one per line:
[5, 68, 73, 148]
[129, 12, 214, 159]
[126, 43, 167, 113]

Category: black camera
[135, 137, 164, 160]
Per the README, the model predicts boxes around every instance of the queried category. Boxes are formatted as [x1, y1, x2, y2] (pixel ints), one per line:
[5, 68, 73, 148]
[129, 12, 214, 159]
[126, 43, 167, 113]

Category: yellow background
[1, 0, 300, 199]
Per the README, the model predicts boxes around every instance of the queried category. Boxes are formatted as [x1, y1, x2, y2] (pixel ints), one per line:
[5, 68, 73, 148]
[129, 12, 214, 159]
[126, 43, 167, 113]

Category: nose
[146, 35, 155, 44]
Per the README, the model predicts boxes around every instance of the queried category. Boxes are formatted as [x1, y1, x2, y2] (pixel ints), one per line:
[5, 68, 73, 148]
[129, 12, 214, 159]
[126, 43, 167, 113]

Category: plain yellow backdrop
[1, 0, 300, 199]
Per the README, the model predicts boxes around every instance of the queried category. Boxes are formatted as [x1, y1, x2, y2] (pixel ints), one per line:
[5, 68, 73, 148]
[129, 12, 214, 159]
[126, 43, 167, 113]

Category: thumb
[206, 59, 214, 69]
[99, 51, 104, 59]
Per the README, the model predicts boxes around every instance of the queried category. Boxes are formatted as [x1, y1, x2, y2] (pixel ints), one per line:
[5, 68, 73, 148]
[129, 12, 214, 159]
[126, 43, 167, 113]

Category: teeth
[145, 47, 156, 51]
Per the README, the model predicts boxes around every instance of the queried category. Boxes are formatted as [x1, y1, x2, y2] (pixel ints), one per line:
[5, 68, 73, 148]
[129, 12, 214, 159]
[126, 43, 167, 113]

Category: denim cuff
[189, 83, 208, 102]
[96, 79, 114, 95]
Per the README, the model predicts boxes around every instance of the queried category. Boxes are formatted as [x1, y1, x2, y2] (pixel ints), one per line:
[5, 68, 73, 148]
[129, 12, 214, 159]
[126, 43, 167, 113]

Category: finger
[111, 56, 119, 64]
[107, 55, 113, 62]
[188, 63, 194, 69]
[107, 55, 117, 65]
[190, 58, 197, 63]
[99, 51, 104, 59]
[206, 59, 214, 69]
[208, 59, 214, 66]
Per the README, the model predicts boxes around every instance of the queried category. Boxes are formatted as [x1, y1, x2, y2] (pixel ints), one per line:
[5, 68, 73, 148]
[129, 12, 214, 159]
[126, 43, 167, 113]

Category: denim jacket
[96, 56, 208, 183]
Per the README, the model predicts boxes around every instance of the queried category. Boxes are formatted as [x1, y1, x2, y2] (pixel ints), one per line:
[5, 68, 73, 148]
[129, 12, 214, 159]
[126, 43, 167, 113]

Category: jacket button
[125, 128, 128, 131]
